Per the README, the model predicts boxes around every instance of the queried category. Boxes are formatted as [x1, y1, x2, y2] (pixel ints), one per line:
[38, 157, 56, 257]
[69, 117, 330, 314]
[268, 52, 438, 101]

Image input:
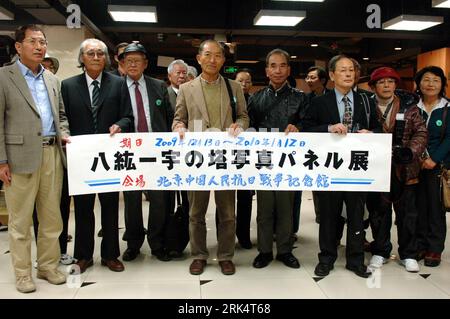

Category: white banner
[67, 132, 392, 195]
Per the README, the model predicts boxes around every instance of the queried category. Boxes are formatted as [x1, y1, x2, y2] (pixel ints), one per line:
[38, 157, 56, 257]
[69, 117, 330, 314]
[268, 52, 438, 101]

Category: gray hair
[187, 65, 198, 78]
[167, 59, 188, 74]
[78, 38, 111, 70]
[198, 39, 225, 56]
[265, 48, 290, 66]
[328, 54, 350, 72]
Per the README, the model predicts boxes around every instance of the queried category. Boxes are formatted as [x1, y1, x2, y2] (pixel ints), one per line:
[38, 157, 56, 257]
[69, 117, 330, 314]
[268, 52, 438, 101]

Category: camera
[392, 115, 413, 165]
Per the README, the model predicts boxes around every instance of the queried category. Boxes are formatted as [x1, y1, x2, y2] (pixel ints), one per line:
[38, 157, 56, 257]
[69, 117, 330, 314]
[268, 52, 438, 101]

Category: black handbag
[165, 191, 189, 256]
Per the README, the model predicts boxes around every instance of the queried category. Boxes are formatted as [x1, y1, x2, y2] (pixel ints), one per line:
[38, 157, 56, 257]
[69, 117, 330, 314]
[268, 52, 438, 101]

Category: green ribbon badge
[156, 99, 162, 106]
[436, 119, 443, 127]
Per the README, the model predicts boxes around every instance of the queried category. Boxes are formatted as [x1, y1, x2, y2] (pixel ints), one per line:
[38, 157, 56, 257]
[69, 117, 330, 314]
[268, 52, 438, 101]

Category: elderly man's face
[15, 29, 47, 68]
[168, 63, 188, 88]
[266, 53, 290, 88]
[197, 42, 225, 77]
[329, 57, 355, 92]
[235, 71, 252, 94]
[124, 52, 148, 81]
[82, 42, 106, 74]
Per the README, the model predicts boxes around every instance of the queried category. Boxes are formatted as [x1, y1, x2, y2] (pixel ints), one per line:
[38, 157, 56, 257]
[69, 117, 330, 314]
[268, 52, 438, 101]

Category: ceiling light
[394, 46, 402, 51]
[0, 6, 14, 20]
[363, 57, 370, 61]
[253, 9, 306, 26]
[235, 60, 259, 64]
[291, 55, 297, 58]
[382, 15, 443, 31]
[432, 0, 450, 8]
[108, 5, 157, 23]
[310, 43, 319, 47]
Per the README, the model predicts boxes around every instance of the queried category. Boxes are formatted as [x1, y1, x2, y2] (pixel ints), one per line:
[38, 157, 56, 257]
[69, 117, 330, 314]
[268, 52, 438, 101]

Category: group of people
[0, 24, 448, 293]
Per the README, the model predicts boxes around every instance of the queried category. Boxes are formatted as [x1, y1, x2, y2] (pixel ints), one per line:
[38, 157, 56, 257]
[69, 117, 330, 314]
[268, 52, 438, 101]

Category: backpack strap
[225, 78, 237, 122]
[440, 102, 448, 144]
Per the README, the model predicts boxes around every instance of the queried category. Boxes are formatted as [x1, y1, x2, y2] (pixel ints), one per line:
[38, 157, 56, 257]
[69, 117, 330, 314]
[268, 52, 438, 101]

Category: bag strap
[359, 92, 371, 126]
[225, 78, 237, 122]
[176, 191, 182, 207]
[440, 102, 448, 144]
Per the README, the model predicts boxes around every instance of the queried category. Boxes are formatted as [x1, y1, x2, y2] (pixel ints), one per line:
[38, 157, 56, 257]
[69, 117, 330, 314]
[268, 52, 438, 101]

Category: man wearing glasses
[0, 24, 70, 293]
[119, 43, 175, 263]
[61, 38, 133, 274]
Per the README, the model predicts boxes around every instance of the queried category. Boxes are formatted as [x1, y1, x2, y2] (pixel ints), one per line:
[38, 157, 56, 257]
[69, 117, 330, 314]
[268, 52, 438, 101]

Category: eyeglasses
[22, 38, 48, 47]
[84, 50, 106, 58]
[376, 79, 396, 85]
[124, 59, 145, 66]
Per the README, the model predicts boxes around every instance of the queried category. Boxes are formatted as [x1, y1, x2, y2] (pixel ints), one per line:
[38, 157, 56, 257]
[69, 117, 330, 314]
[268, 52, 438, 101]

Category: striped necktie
[91, 80, 100, 132]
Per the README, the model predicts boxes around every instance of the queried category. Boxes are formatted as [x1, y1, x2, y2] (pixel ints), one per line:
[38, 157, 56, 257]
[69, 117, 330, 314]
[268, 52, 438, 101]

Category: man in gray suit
[167, 59, 188, 112]
[173, 39, 249, 276]
[0, 24, 70, 293]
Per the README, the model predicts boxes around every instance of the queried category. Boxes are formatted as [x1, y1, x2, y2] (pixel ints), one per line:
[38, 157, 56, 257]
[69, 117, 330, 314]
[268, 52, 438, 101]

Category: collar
[200, 74, 221, 85]
[127, 74, 145, 89]
[17, 59, 44, 78]
[86, 72, 103, 87]
[268, 81, 290, 94]
[171, 85, 179, 95]
[335, 88, 354, 104]
[417, 97, 447, 113]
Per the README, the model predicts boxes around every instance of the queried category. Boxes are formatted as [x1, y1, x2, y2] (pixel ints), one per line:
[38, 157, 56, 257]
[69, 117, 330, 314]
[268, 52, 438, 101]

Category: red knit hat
[369, 67, 400, 86]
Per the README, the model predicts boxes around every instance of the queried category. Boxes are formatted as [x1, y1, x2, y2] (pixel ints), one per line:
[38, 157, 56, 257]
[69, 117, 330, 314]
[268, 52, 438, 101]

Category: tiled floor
[0, 191, 449, 299]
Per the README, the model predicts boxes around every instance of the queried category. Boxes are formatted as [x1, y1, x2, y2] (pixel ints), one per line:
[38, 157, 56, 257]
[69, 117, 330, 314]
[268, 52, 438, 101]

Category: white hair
[167, 59, 188, 74]
[77, 38, 111, 69]
[187, 65, 198, 78]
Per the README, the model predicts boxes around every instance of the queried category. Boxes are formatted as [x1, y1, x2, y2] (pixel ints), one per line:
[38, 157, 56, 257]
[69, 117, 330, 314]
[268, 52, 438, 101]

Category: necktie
[342, 95, 353, 131]
[134, 81, 149, 132]
[91, 80, 100, 132]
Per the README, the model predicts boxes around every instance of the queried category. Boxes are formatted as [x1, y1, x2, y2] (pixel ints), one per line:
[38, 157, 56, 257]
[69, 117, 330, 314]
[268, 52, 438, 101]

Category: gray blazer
[0, 63, 70, 174]
[167, 85, 177, 113]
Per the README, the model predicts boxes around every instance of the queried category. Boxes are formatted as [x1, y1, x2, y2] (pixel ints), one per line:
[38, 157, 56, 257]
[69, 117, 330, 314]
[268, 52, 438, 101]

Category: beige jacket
[172, 75, 249, 132]
[0, 63, 70, 173]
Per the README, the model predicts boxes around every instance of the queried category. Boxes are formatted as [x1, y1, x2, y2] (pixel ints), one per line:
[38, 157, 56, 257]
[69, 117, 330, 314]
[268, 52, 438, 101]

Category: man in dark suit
[305, 66, 330, 225]
[167, 59, 188, 112]
[166, 59, 190, 227]
[119, 43, 175, 262]
[109, 42, 128, 77]
[303, 55, 380, 278]
[61, 38, 133, 273]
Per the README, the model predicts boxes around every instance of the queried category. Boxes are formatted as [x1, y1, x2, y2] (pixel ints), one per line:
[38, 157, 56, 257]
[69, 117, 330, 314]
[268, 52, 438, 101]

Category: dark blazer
[123, 75, 174, 132]
[61, 72, 133, 135]
[303, 89, 381, 133]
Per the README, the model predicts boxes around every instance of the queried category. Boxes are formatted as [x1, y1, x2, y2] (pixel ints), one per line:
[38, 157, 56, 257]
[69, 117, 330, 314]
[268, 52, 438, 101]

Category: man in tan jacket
[0, 24, 70, 293]
[173, 39, 249, 276]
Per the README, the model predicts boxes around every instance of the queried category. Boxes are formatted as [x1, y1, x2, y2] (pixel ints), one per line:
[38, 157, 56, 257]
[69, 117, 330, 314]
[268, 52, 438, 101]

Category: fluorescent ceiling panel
[0, 6, 14, 20]
[432, 0, 450, 8]
[382, 15, 443, 31]
[254, 9, 306, 26]
[108, 5, 157, 23]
